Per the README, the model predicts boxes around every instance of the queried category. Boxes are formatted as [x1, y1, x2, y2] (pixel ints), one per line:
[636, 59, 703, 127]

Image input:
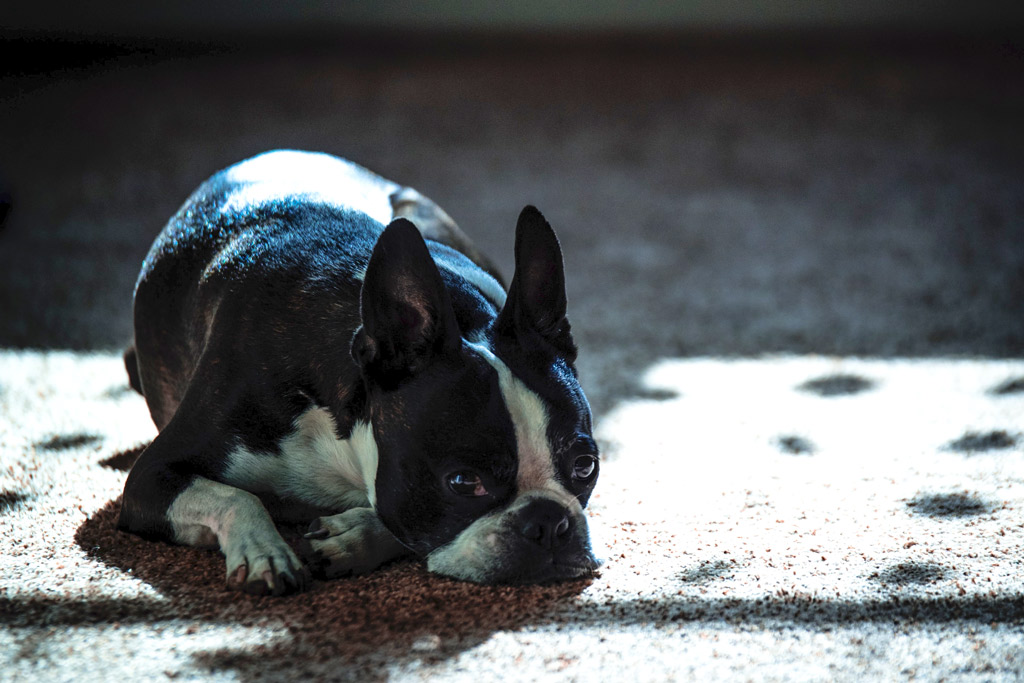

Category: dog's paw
[223, 530, 311, 596]
[303, 507, 408, 578]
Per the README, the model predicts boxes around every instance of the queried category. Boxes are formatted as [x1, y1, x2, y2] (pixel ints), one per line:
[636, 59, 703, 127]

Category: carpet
[1, 351, 1022, 680]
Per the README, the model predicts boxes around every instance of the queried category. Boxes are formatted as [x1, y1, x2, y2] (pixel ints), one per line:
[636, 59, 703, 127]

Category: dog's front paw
[223, 530, 311, 596]
[304, 507, 408, 578]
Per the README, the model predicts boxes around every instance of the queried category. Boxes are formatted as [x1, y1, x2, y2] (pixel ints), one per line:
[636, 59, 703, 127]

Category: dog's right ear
[494, 206, 577, 361]
[352, 219, 460, 383]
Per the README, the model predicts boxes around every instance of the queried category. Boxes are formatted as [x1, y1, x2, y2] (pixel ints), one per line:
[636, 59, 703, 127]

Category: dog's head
[351, 206, 599, 584]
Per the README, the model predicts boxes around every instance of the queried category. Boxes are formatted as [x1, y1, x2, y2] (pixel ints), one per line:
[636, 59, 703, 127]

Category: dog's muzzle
[426, 491, 599, 584]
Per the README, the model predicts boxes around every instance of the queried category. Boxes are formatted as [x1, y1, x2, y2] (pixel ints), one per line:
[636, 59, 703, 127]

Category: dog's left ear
[495, 206, 577, 360]
[353, 219, 460, 381]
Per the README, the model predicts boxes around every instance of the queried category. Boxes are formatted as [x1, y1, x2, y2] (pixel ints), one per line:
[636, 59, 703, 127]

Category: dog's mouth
[508, 565, 597, 586]
[425, 536, 601, 585]
[504, 553, 601, 586]
[549, 561, 600, 580]
[420, 494, 600, 585]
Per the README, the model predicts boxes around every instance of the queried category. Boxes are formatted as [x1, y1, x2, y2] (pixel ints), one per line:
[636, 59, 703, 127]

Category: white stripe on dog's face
[468, 342, 579, 509]
[425, 344, 597, 583]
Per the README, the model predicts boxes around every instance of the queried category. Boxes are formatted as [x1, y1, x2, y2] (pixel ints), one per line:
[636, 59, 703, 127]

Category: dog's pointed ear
[495, 206, 576, 360]
[352, 219, 460, 380]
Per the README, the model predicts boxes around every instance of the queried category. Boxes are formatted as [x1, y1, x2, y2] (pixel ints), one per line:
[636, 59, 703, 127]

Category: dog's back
[130, 150, 502, 430]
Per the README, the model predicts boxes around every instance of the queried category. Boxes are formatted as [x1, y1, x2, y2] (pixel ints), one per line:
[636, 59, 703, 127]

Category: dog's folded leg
[120, 425, 311, 596]
[304, 507, 409, 578]
[168, 477, 312, 596]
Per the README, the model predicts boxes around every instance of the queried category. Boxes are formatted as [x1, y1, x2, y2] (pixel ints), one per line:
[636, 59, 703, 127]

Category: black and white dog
[118, 150, 600, 595]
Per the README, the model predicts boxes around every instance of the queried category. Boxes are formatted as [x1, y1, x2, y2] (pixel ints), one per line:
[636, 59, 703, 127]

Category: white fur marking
[167, 476, 275, 548]
[168, 476, 307, 588]
[425, 508, 507, 581]
[433, 250, 506, 308]
[462, 266, 506, 308]
[224, 408, 379, 511]
[468, 343, 577, 508]
[220, 150, 399, 225]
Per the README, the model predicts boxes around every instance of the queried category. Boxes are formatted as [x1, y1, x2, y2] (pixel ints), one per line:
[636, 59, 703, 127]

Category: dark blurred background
[2, 2, 1023, 414]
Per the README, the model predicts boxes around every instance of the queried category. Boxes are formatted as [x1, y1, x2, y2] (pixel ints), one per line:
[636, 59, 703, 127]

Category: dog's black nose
[517, 499, 572, 549]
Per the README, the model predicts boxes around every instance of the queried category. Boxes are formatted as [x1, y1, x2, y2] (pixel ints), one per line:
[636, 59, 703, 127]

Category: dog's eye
[447, 471, 488, 497]
[572, 455, 598, 481]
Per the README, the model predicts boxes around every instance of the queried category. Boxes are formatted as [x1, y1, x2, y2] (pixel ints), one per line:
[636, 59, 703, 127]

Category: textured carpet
[1, 34, 1023, 681]
[1, 352, 1023, 680]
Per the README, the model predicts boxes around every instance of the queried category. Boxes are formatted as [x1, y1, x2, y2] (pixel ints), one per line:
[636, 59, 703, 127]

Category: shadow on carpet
[57, 495, 1024, 680]
[66, 493, 590, 680]
[4, 421, 1018, 680]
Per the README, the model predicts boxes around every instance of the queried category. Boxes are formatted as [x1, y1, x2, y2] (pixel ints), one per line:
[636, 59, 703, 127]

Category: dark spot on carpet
[99, 444, 148, 471]
[0, 490, 28, 514]
[37, 433, 102, 451]
[989, 377, 1024, 396]
[945, 430, 1017, 454]
[102, 384, 135, 399]
[631, 387, 680, 401]
[776, 435, 815, 455]
[678, 560, 734, 585]
[875, 562, 949, 585]
[798, 374, 875, 397]
[907, 492, 990, 517]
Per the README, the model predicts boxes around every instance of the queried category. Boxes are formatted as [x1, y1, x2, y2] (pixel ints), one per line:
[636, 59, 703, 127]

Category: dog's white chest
[223, 407, 379, 512]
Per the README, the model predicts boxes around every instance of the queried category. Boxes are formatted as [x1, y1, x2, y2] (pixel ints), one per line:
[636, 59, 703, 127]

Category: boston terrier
[118, 150, 600, 595]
